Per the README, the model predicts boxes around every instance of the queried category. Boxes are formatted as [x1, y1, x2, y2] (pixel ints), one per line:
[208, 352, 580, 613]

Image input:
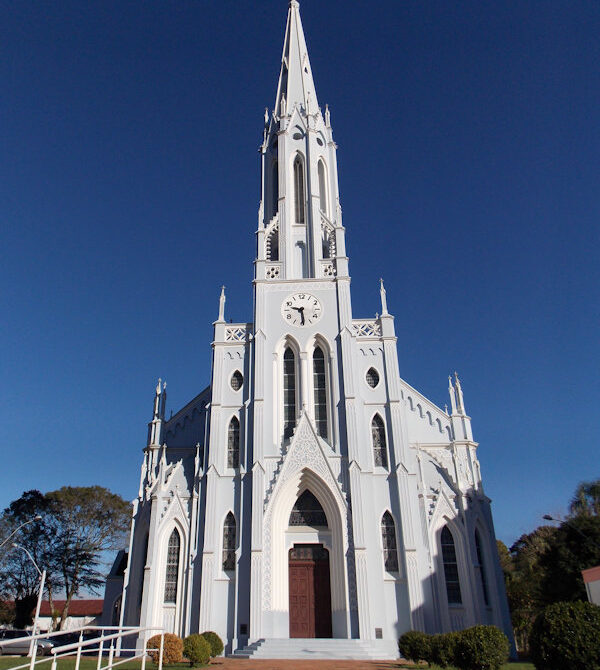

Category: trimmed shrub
[529, 601, 600, 670]
[454, 625, 510, 670]
[183, 634, 211, 667]
[146, 633, 184, 664]
[398, 630, 432, 664]
[430, 631, 460, 668]
[200, 631, 224, 658]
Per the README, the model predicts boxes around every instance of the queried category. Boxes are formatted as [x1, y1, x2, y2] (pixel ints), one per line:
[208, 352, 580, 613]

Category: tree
[0, 490, 55, 628]
[539, 514, 600, 604]
[570, 479, 600, 517]
[499, 526, 557, 652]
[45, 486, 130, 629]
[0, 487, 130, 630]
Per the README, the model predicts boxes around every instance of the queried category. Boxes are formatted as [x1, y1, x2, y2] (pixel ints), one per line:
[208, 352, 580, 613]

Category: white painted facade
[118, 1, 513, 656]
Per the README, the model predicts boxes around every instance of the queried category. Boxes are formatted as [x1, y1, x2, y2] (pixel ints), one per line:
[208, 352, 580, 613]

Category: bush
[529, 601, 600, 670]
[454, 625, 510, 670]
[146, 633, 184, 664]
[200, 631, 224, 658]
[398, 630, 432, 664]
[183, 634, 211, 667]
[430, 631, 460, 668]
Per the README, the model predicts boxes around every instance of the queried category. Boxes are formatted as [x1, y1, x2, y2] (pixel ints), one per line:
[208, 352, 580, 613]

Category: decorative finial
[280, 94, 286, 117]
[218, 285, 226, 321]
[454, 372, 465, 413]
[264, 107, 269, 125]
[379, 278, 389, 315]
[325, 104, 331, 128]
[289, 0, 299, 7]
[448, 375, 458, 414]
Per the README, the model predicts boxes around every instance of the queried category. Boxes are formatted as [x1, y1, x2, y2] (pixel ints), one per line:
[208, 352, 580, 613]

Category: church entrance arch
[289, 544, 332, 638]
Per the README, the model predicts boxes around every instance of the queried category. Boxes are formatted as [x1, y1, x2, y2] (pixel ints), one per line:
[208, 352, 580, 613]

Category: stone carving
[262, 414, 349, 610]
[352, 320, 382, 338]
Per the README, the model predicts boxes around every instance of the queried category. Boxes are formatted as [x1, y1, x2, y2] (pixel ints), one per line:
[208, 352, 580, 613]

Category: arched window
[227, 416, 240, 468]
[231, 370, 243, 391]
[283, 347, 297, 439]
[222, 512, 236, 571]
[272, 160, 279, 216]
[372, 414, 388, 468]
[289, 490, 328, 527]
[381, 512, 399, 572]
[313, 346, 328, 439]
[318, 160, 328, 214]
[475, 529, 490, 606]
[293, 155, 305, 224]
[163, 529, 180, 603]
[441, 526, 462, 604]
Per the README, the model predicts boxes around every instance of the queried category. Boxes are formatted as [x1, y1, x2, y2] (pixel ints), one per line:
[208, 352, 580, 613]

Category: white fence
[0, 626, 165, 670]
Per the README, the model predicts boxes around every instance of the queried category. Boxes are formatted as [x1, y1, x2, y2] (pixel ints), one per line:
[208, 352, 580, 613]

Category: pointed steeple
[275, 1, 319, 116]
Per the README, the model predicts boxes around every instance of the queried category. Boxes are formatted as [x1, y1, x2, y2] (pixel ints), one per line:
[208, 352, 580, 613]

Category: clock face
[281, 293, 322, 327]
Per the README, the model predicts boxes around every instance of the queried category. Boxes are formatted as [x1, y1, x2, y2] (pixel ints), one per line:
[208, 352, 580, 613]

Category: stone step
[232, 637, 398, 660]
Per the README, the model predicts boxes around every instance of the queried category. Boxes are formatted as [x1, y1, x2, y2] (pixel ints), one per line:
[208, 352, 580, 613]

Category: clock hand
[298, 307, 305, 325]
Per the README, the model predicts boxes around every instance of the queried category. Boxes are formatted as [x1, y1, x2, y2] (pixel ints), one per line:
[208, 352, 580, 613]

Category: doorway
[288, 544, 332, 638]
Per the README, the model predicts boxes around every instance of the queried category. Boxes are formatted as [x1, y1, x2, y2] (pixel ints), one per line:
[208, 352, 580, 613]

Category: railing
[1, 626, 164, 670]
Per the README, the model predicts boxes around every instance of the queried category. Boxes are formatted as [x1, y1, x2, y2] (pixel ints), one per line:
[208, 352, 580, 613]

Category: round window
[366, 367, 379, 388]
[231, 371, 243, 391]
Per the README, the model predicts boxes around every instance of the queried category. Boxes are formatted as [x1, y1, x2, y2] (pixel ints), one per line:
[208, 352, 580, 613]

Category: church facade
[117, 1, 513, 658]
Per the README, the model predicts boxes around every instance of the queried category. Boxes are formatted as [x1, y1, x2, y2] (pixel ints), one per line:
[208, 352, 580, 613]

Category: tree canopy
[0, 486, 130, 629]
[499, 478, 600, 652]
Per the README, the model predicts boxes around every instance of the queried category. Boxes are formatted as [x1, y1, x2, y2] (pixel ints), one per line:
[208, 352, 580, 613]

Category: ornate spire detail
[454, 372, 465, 414]
[218, 285, 226, 322]
[275, 0, 319, 116]
[448, 375, 457, 415]
[380, 278, 389, 315]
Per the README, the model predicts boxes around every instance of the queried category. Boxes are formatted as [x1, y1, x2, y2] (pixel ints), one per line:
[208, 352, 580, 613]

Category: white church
[115, 1, 513, 659]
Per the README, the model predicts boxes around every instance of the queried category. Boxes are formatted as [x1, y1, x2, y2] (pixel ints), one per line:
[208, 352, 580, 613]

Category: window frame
[226, 415, 240, 470]
[371, 413, 389, 469]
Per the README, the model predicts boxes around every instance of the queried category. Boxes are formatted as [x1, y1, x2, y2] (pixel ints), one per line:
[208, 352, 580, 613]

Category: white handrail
[0, 626, 164, 670]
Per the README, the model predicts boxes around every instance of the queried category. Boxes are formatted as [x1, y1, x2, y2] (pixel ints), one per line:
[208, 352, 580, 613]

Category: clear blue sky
[2, 1, 598, 547]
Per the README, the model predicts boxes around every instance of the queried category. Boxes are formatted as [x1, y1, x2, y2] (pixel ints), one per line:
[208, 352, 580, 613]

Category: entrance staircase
[232, 637, 399, 660]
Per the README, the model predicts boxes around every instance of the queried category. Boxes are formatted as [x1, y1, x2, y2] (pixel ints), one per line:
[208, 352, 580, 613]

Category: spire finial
[454, 372, 465, 414]
[218, 285, 226, 321]
[379, 278, 389, 315]
[448, 375, 457, 414]
[325, 104, 331, 128]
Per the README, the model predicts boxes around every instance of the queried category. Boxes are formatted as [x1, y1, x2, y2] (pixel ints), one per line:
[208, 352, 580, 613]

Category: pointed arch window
[283, 347, 297, 439]
[318, 160, 328, 214]
[163, 528, 180, 603]
[293, 155, 305, 224]
[313, 346, 328, 439]
[475, 529, 490, 606]
[372, 414, 388, 468]
[227, 416, 240, 468]
[222, 512, 236, 571]
[381, 512, 399, 572]
[441, 526, 462, 604]
[289, 490, 328, 527]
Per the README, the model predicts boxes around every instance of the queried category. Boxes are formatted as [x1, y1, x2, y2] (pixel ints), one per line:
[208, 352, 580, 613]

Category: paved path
[211, 661, 406, 670]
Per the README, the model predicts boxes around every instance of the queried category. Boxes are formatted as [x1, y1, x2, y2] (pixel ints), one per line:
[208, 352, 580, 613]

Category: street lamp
[543, 514, 600, 548]
[12, 543, 46, 667]
[0, 516, 42, 550]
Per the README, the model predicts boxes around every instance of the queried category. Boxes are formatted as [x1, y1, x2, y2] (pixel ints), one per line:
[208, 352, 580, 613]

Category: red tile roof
[39, 600, 103, 616]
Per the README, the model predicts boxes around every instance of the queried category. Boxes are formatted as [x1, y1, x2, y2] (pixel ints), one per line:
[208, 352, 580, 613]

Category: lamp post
[543, 514, 600, 549]
[0, 516, 42, 550]
[12, 543, 46, 666]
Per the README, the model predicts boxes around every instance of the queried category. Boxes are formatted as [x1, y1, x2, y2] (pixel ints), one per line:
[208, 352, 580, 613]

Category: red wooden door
[289, 545, 332, 638]
[289, 563, 314, 637]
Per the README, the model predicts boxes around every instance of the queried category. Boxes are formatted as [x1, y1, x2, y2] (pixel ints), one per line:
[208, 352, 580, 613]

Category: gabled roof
[39, 600, 103, 617]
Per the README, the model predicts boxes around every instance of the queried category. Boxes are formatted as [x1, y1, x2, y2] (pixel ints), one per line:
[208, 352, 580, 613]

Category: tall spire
[275, 1, 319, 116]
